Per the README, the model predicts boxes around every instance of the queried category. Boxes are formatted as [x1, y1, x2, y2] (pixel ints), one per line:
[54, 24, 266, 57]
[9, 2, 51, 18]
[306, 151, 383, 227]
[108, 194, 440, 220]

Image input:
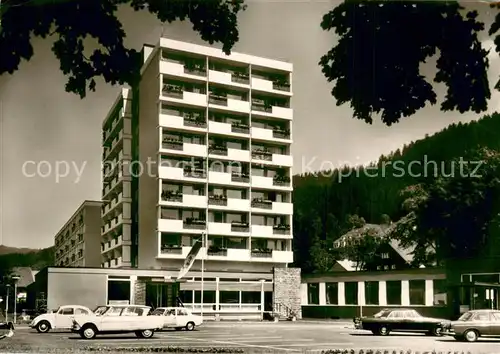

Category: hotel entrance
[144, 279, 181, 309]
[455, 273, 500, 314]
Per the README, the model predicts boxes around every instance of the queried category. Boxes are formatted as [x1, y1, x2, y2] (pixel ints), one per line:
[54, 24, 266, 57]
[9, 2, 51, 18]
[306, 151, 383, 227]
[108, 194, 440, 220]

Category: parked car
[151, 306, 203, 331]
[441, 309, 500, 342]
[29, 305, 93, 333]
[353, 308, 449, 336]
[71, 304, 164, 339]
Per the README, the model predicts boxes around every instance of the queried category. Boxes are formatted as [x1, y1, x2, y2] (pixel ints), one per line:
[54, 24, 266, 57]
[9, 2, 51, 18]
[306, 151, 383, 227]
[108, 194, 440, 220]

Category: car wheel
[36, 321, 51, 333]
[463, 329, 479, 342]
[378, 325, 390, 336]
[175, 327, 183, 331]
[80, 325, 97, 339]
[136, 329, 154, 338]
[185, 322, 195, 331]
[431, 326, 443, 336]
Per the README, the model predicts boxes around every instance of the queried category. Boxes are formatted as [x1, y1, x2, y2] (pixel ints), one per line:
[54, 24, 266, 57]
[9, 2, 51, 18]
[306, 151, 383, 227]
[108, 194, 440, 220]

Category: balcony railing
[183, 218, 206, 230]
[183, 168, 206, 179]
[161, 245, 183, 254]
[273, 176, 291, 187]
[163, 138, 183, 151]
[208, 195, 228, 206]
[251, 100, 272, 113]
[252, 149, 273, 161]
[231, 122, 250, 134]
[207, 247, 228, 256]
[231, 222, 249, 232]
[231, 72, 250, 85]
[272, 129, 291, 139]
[163, 84, 184, 98]
[231, 172, 250, 183]
[183, 62, 207, 77]
[209, 144, 228, 156]
[161, 190, 183, 202]
[209, 94, 228, 106]
[184, 117, 207, 128]
[251, 249, 273, 258]
[273, 224, 291, 235]
[272, 81, 291, 92]
[251, 198, 273, 209]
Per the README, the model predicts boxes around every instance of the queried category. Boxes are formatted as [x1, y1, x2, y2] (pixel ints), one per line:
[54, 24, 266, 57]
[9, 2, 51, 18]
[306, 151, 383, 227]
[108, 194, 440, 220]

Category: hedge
[81, 347, 244, 353]
[321, 351, 473, 354]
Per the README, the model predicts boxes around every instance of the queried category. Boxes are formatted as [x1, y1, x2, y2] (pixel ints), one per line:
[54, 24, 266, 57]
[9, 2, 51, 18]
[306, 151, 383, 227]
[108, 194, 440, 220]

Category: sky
[1, 1, 500, 249]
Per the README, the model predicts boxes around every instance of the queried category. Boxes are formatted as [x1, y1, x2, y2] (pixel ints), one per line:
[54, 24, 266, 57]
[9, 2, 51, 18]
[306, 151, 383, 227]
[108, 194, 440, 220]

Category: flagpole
[201, 232, 205, 317]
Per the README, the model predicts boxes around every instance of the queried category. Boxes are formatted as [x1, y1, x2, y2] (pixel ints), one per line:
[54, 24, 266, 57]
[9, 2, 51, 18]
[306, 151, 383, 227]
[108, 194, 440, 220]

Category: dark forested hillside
[293, 113, 500, 273]
[0, 246, 54, 272]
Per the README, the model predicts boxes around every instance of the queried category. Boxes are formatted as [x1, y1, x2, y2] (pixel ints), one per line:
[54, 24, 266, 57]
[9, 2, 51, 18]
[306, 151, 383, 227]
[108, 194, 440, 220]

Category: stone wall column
[134, 279, 146, 306]
[273, 267, 302, 319]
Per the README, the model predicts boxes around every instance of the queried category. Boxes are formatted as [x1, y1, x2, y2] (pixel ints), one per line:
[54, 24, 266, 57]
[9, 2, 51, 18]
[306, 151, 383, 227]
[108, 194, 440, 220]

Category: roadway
[1, 321, 500, 353]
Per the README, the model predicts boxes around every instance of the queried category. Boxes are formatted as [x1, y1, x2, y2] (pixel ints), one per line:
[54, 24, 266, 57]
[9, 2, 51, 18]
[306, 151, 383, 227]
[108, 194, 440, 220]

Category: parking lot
[2, 321, 500, 353]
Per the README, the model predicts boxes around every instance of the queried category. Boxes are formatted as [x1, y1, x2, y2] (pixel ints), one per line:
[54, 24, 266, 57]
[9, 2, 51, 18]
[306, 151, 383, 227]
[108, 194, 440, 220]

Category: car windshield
[151, 309, 164, 316]
[93, 306, 109, 315]
[459, 312, 474, 321]
[374, 310, 392, 318]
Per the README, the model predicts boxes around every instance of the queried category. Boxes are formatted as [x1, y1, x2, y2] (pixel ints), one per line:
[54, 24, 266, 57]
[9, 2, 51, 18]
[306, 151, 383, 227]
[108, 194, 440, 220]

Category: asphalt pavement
[1, 321, 500, 353]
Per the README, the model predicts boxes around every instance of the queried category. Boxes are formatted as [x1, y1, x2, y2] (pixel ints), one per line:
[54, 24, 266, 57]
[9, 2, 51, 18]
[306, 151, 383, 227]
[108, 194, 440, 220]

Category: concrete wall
[273, 267, 301, 319]
[84, 204, 103, 267]
[47, 271, 107, 310]
[137, 50, 161, 269]
[134, 279, 146, 305]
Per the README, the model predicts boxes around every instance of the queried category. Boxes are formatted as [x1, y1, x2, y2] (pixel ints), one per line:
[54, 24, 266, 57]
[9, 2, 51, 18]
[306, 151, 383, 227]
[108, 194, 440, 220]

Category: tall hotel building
[100, 38, 294, 310]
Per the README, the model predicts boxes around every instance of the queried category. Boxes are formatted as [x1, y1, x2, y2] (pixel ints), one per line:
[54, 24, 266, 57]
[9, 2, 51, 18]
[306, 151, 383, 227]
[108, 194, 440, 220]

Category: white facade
[101, 38, 294, 274]
[101, 88, 133, 268]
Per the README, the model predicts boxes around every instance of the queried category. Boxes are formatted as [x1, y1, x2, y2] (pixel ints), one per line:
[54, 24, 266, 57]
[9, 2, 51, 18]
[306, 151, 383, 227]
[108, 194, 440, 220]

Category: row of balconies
[159, 167, 292, 190]
[101, 192, 124, 217]
[160, 58, 292, 97]
[158, 219, 291, 237]
[55, 234, 84, 258]
[160, 192, 293, 214]
[159, 115, 292, 143]
[161, 87, 292, 120]
[102, 174, 127, 198]
[158, 245, 293, 263]
[56, 249, 84, 266]
[160, 142, 293, 167]
[102, 256, 123, 268]
[54, 216, 84, 247]
[102, 99, 132, 144]
[101, 234, 123, 253]
[102, 214, 124, 235]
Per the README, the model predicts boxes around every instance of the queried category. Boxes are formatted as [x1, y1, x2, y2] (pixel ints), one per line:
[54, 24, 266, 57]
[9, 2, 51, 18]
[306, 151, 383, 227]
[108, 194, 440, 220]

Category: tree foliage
[0, 0, 246, 97]
[293, 112, 500, 272]
[339, 228, 387, 271]
[392, 148, 500, 264]
[319, 1, 497, 125]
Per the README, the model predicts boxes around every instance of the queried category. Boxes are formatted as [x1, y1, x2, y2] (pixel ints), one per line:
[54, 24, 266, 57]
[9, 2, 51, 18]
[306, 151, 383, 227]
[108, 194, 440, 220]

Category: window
[433, 279, 447, 306]
[381, 253, 389, 259]
[326, 283, 338, 305]
[194, 291, 216, 303]
[474, 312, 490, 321]
[345, 282, 358, 305]
[365, 281, 379, 305]
[60, 308, 74, 315]
[75, 308, 89, 315]
[219, 291, 239, 303]
[106, 307, 123, 316]
[386, 281, 401, 305]
[241, 291, 261, 304]
[177, 309, 188, 316]
[122, 307, 140, 316]
[492, 312, 500, 321]
[409, 280, 426, 305]
[307, 283, 319, 305]
[107, 280, 131, 303]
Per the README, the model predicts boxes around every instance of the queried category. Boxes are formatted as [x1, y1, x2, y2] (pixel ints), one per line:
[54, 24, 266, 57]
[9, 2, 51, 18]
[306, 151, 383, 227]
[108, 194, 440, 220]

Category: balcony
[209, 196, 250, 211]
[161, 190, 183, 203]
[273, 224, 291, 235]
[251, 149, 273, 162]
[161, 140, 206, 157]
[208, 222, 250, 235]
[251, 249, 273, 258]
[160, 193, 207, 208]
[209, 170, 247, 186]
[183, 218, 206, 230]
[209, 93, 250, 113]
[162, 138, 183, 151]
[251, 75, 292, 95]
[251, 99, 292, 120]
[160, 57, 207, 80]
[208, 120, 249, 137]
[207, 246, 228, 257]
[183, 167, 207, 179]
[160, 245, 183, 255]
[273, 175, 291, 187]
[251, 198, 272, 210]
[208, 195, 227, 206]
[251, 224, 274, 237]
[162, 84, 207, 107]
[251, 126, 290, 142]
[208, 144, 228, 156]
[184, 116, 207, 129]
[231, 172, 250, 184]
[208, 68, 249, 88]
[159, 219, 202, 234]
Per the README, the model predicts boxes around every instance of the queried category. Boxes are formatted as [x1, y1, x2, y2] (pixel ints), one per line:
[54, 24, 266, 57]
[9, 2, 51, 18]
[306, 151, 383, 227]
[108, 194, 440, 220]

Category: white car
[71, 304, 164, 339]
[151, 306, 203, 331]
[30, 305, 93, 333]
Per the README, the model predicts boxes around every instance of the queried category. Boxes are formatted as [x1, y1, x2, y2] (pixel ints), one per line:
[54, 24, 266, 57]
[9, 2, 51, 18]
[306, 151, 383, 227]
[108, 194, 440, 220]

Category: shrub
[81, 347, 244, 353]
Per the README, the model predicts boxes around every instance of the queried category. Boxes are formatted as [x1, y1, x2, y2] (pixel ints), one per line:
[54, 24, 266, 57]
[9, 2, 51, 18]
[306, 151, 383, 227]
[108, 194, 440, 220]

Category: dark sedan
[353, 309, 449, 336]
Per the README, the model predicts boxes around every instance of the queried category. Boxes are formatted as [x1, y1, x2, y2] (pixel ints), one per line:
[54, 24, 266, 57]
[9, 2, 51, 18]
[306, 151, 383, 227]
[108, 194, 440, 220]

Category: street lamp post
[5, 284, 10, 322]
[11, 275, 20, 325]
